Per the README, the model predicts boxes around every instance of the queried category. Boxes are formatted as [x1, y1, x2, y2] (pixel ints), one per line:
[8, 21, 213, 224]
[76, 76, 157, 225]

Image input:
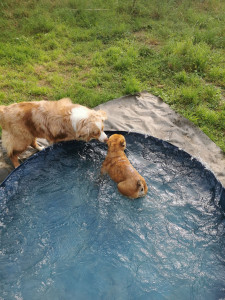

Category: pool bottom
[0, 132, 225, 300]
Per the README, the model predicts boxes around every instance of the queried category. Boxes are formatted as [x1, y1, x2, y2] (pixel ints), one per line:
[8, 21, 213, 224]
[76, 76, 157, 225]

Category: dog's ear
[120, 140, 126, 148]
[137, 180, 142, 187]
[76, 120, 89, 141]
[97, 110, 107, 121]
[58, 98, 72, 105]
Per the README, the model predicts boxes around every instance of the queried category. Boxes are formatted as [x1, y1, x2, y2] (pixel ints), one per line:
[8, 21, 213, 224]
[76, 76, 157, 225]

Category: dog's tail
[0, 105, 5, 125]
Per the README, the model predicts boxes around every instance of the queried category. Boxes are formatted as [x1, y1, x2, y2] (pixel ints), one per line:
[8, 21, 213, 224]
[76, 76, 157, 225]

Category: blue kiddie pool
[0, 131, 225, 299]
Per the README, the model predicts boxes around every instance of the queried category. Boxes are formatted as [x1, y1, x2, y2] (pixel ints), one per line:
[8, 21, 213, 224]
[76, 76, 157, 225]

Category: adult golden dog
[101, 134, 148, 199]
[0, 98, 108, 167]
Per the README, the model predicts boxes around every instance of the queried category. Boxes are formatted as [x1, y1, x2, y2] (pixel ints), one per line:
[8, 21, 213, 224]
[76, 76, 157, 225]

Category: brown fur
[0, 98, 107, 167]
[101, 134, 148, 199]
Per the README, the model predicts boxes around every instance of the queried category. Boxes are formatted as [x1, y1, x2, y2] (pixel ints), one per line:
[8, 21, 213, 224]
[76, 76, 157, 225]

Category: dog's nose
[99, 132, 108, 143]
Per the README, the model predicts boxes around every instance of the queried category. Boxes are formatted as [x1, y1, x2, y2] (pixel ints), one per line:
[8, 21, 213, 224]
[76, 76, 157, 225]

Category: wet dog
[101, 134, 148, 199]
[0, 98, 108, 167]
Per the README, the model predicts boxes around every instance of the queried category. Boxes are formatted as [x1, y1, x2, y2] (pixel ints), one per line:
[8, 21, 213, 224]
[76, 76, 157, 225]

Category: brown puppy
[101, 134, 148, 199]
[0, 98, 108, 167]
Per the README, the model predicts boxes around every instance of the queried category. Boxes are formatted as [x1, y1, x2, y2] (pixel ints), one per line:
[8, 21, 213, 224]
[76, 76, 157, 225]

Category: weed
[124, 77, 141, 95]
[200, 85, 221, 107]
[174, 71, 190, 84]
[208, 67, 225, 87]
[23, 13, 55, 34]
[179, 86, 199, 105]
[92, 52, 106, 67]
[28, 86, 50, 96]
[175, 84, 221, 108]
[164, 39, 211, 73]
[139, 46, 154, 58]
[0, 42, 39, 65]
[0, 91, 5, 101]
[196, 104, 219, 126]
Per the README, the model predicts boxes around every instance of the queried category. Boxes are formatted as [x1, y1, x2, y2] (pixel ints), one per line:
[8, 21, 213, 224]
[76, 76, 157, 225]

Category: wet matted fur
[101, 134, 148, 199]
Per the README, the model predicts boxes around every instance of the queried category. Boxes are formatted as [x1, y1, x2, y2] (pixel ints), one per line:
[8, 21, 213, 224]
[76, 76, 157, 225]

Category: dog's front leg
[9, 151, 22, 168]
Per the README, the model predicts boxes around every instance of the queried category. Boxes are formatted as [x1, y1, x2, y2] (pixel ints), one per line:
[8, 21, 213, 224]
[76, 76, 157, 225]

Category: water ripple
[0, 135, 224, 299]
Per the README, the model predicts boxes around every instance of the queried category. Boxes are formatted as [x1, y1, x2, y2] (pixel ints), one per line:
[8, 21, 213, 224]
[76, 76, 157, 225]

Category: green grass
[0, 0, 224, 152]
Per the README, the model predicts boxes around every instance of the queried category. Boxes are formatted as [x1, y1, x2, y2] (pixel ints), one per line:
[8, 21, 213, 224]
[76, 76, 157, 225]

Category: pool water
[0, 132, 225, 300]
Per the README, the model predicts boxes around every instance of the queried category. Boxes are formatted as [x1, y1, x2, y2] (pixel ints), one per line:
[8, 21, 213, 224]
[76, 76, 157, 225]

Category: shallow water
[0, 133, 225, 300]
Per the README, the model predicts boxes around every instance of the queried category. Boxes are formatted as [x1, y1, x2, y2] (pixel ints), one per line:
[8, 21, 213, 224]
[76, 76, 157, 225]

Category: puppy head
[76, 111, 108, 142]
[107, 134, 126, 152]
[136, 179, 148, 198]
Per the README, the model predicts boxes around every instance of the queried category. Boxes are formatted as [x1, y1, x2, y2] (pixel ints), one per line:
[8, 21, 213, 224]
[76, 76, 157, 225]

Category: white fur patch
[95, 121, 102, 130]
[95, 121, 107, 142]
[70, 106, 90, 131]
[99, 131, 108, 142]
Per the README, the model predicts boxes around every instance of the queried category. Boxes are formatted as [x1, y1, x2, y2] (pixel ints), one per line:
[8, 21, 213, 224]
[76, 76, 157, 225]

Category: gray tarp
[95, 92, 225, 187]
[0, 92, 224, 186]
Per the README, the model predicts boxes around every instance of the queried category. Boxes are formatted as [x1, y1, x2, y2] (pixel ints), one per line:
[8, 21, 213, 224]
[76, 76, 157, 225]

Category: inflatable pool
[0, 132, 224, 299]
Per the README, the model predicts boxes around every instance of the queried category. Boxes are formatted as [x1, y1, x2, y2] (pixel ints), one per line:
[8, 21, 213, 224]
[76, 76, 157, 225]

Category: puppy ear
[120, 140, 126, 148]
[97, 110, 107, 121]
[137, 180, 142, 187]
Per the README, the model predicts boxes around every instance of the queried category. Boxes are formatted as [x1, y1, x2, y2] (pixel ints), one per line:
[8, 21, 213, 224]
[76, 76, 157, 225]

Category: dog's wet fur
[101, 134, 148, 199]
